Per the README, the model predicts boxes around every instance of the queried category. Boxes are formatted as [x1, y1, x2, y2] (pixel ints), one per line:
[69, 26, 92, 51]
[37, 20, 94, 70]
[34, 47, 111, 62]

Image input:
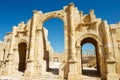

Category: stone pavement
[0, 63, 101, 80]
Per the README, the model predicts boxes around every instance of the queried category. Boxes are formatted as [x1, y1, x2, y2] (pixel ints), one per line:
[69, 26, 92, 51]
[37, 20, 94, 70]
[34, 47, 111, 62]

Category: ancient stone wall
[0, 3, 120, 80]
[0, 41, 4, 65]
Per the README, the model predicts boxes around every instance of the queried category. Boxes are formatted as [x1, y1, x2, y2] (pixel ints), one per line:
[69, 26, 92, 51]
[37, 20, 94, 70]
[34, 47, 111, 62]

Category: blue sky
[82, 43, 95, 54]
[0, 0, 120, 53]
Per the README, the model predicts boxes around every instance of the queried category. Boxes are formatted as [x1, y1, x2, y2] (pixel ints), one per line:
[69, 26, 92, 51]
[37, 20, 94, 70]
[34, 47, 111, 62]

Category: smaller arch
[18, 42, 27, 72]
[15, 39, 28, 49]
[18, 39, 28, 45]
[81, 38, 97, 47]
[76, 34, 105, 78]
[76, 34, 102, 47]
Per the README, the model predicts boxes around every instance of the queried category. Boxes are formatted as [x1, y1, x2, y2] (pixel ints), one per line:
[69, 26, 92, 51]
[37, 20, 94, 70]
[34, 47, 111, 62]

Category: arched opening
[18, 42, 27, 72]
[44, 18, 64, 53]
[81, 38, 100, 77]
[43, 18, 64, 75]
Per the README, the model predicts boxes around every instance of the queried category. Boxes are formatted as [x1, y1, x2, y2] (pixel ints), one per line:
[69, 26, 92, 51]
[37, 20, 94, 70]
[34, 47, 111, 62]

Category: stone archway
[36, 11, 66, 68]
[2, 4, 119, 79]
[76, 34, 107, 79]
[18, 42, 27, 72]
[81, 38, 100, 77]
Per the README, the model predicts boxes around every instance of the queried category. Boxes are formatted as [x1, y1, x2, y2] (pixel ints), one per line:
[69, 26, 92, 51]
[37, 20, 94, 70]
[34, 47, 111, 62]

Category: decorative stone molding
[0, 3, 120, 80]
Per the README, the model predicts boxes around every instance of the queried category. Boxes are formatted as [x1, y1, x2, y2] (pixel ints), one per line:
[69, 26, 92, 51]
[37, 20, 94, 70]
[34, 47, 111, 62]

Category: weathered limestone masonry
[0, 3, 120, 80]
[0, 41, 4, 70]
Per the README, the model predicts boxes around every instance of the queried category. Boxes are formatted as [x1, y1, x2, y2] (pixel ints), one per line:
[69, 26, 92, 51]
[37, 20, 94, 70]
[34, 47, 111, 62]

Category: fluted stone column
[68, 4, 77, 62]
[103, 21, 119, 80]
[24, 10, 41, 77]
[66, 3, 78, 80]
[103, 21, 115, 59]
[3, 26, 16, 75]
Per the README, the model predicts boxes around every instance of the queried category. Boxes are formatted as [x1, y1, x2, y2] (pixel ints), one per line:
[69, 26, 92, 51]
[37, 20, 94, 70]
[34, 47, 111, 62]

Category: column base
[106, 59, 119, 80]
[2, 69, 12, 76]
[2, 60, 13, 76]
[107, 74, 119, 80]
[24, 59, 34, 77]
[24, 70, 34, 77]
[68, 59, 80, 80]
[2, 71, 8, 76]
[101, 74, 107, 80]
[68, 73, 81, 80]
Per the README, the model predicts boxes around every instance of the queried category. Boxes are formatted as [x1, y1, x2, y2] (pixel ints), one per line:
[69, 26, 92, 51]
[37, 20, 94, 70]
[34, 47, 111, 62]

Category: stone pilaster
[24, 10, 41, 77]
[104, 21, 115, 59]
[13, 47, 19, 71]
[36, 28, 43, 63]
[76, 45, 82, 80]
[36, 28, 45, 75]
[103, 21, 119, 80]
[106, 60, 119, 80]
[68, 61, 78, 80]
[98, 44, 106, 79]
[63, 26, 69, 79]
[3, 26, 16, 75]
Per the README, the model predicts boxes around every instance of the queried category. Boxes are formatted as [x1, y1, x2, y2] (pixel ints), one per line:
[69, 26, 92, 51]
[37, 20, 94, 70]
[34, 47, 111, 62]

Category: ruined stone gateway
[0, 3, 120, 80]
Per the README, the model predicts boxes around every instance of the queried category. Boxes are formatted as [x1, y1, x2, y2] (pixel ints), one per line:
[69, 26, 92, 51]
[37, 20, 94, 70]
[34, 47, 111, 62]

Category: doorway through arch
[18, 42, 27, 72]
[80, 38, 101, 77]
[42, 17, 64, 75]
